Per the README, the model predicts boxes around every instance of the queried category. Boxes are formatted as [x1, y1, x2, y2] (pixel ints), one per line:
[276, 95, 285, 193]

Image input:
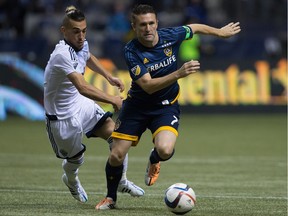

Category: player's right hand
[178, 60, 200, 78]
[112, 95, 123, 112]
[108, 76, 125, 93]
[219, 22, 241, 38]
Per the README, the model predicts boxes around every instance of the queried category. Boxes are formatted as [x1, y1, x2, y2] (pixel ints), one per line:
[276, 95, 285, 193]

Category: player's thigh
[150, 104, 180, 138]
[79, 101, 113, 139]
[92, 117, 115, 139]
[113, 103, 149, 145]
[47, 117, 84, 158]
[154, 130, 177, 155]
[150, 104, 180, 152]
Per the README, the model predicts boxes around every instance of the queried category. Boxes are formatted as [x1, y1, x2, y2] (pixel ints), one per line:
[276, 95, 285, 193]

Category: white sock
[62, 154, 84, 184]
[121, 154, 128, 182]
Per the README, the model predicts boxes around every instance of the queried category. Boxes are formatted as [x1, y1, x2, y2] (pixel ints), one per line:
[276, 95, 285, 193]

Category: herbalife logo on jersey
[148, 55, 176, 72]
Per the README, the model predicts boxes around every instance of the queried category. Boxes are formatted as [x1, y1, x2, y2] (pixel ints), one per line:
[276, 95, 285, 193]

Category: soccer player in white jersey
[44, 5, 144, 203]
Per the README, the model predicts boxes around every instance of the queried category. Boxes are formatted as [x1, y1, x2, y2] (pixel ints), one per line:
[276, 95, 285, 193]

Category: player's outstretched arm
[189, 22, 241, 38]
[86, 54, 125, 92]
[68, 72, 123, 111]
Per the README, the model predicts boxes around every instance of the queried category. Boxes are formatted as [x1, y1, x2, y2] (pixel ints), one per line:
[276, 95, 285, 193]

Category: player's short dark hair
[131, 4, 157, 23]
[62, 5, 85, 27]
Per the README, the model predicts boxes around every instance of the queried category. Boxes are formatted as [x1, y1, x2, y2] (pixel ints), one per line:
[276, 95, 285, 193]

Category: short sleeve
[124, 49, 147, 81]
[182, 26, 193, 40]
[161, 26, 193, 42]
[53, 52, 75, 76]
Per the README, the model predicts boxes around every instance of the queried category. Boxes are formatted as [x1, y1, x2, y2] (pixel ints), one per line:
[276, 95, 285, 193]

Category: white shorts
[45, 101, 112, 159]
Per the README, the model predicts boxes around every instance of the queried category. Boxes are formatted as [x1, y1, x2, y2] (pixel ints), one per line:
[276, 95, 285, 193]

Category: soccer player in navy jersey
[96, 4, 241, 210]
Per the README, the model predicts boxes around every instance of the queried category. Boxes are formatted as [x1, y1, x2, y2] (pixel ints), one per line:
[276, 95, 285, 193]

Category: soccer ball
[164, 183, 196, 215]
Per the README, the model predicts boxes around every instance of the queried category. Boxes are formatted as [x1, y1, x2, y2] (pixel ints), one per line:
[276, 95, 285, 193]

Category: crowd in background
[0, 0, 286, 68]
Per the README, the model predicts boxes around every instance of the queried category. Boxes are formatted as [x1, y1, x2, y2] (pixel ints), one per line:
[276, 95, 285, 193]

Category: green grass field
[0, 113, 287, 216]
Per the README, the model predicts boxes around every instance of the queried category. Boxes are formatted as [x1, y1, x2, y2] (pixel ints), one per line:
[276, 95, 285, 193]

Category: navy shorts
[111, 100, 180, 146]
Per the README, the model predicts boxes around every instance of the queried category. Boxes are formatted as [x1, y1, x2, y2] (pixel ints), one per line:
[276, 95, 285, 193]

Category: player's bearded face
[133, 13, 158, 46]
[62, 20, 87, 51]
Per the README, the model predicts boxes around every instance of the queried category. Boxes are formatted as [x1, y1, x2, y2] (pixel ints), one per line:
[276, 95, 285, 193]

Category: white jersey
[44, 40, 91, 119]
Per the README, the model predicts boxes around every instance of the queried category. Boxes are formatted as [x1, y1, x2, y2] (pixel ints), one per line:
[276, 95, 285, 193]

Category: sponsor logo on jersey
[131, 65, 141, 76]
[147, 54, 176, 72]
[143, 58, 149, 64]
[164, 47, 172, 57]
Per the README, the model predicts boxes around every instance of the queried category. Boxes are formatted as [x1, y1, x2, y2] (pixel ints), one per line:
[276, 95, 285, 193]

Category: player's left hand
[219, 22, 241, 38]
[108, 77, 125, 92]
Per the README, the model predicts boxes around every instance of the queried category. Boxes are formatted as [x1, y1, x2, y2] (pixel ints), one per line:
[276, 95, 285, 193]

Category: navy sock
[149, 148, 175, 164]
[105, 161, 123, 201]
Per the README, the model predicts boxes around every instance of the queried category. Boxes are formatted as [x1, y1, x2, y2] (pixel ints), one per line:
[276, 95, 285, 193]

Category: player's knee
[94, 118, 115, 139]
[109, 150, 125, 166]
[158, 148, 175, 161]
[67, 153, 84, 165]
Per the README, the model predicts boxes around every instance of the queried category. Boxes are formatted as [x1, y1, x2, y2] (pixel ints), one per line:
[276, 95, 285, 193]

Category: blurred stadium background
[0, 0, 287, 120]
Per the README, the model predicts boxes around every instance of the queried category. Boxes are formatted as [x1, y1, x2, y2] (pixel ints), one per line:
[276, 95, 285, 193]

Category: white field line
[1, 154, 286, 165]
[0, 188, 287, 200]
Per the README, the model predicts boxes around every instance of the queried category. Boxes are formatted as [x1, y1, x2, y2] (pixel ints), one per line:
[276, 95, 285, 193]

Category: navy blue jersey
[124, 26, 193, 106]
